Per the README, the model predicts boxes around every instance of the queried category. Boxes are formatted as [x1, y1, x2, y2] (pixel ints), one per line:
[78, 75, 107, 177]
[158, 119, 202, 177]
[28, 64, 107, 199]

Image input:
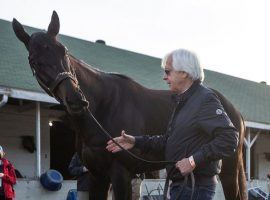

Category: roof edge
[0, 87, 58, 104]
[1, 89, 270, 128]
[245, 121, 270, 130]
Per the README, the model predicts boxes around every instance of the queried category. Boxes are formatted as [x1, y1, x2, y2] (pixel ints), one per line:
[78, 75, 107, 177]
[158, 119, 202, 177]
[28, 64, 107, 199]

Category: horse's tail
[238, 158, 247, 200]
[237, 116, 248, 200]
[215, 89, 248, 200]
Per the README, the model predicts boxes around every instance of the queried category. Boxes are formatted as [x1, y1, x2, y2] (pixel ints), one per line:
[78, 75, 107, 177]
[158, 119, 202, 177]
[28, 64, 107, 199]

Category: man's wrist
[188, 155, 196, 168]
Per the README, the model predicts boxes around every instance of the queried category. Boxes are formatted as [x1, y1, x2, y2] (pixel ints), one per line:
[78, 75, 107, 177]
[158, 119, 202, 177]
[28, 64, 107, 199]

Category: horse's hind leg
[109, 160, 132, 200]
[88, 174, 110, 200]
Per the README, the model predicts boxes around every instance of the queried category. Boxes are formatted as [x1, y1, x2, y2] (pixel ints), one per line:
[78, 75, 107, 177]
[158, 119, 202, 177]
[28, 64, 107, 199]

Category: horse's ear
[12, 18, 30, 51]
[47, 11, 60, 38]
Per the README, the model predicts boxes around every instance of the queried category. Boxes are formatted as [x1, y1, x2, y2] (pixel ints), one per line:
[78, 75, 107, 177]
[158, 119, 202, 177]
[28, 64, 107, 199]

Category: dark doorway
[50, 121, 75, 179]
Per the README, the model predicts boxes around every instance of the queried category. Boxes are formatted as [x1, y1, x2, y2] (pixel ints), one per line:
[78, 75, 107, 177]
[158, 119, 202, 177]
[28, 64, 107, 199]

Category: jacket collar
[172, 80, 201, 103]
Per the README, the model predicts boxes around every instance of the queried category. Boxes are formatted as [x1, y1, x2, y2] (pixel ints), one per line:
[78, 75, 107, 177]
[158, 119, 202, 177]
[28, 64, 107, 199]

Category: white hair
[161, 49, 204, 81]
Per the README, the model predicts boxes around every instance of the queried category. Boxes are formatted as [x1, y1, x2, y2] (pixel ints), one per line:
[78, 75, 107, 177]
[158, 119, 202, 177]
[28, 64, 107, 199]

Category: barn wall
[0, 103, 62, 178]
[253, 131, 270, 180]
[14, 180, 76, 200]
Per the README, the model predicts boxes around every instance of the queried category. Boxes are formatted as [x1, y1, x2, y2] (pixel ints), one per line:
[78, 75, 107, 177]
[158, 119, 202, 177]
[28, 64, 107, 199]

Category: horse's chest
[82, 144, 111, 169]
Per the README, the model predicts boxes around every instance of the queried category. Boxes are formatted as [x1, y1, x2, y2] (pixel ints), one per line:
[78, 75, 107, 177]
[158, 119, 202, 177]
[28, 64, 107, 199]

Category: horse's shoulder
[198, 85, 226, 102]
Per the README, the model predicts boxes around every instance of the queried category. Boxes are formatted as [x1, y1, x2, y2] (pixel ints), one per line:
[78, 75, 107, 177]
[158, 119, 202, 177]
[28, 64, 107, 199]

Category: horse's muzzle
[65, 96, 89, 115]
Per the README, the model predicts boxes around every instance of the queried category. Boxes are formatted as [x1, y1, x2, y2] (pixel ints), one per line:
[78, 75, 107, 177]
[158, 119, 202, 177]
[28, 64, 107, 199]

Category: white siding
[253, 131, 270, 180]
[0, 104, 62, 178]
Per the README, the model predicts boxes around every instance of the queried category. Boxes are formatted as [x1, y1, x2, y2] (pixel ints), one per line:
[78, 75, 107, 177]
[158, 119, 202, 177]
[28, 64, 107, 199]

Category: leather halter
[49, 71, 78, 94]
[28, 47, 194, 200]
[29, 53, 78, 100]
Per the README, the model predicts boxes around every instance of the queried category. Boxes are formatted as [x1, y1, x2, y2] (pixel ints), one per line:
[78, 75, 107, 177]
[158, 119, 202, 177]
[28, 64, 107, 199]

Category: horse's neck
[69, 56, 108, 112]
[68, 56, 116, 140]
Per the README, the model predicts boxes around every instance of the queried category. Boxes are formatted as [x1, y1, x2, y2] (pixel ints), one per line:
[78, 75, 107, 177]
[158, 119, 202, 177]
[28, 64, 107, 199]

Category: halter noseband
[49, 71, 78, 94]
[29, 53, 79, 100]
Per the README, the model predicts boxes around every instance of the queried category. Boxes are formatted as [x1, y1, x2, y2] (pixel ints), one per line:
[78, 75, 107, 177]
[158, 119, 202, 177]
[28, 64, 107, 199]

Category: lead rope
[32, 54, 194, 199]
[163, 172, 195, 200]
[86, 107, 175, 165]
[55, 71, 196, 199]
[86, 107, 195, 200]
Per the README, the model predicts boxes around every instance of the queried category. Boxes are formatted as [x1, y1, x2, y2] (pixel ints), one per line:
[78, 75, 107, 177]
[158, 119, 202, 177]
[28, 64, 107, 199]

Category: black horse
[12, 11, 247, 200]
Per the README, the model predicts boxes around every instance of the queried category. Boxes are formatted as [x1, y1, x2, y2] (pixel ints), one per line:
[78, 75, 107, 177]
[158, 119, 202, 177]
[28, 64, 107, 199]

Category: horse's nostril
[65, 98, 74, 105]
[82, 99, 89, 107]
[66, 96, 79, 105]
[65, 95, 88, 113]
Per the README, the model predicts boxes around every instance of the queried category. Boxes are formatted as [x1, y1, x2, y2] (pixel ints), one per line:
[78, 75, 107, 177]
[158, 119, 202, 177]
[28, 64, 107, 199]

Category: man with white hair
[106, 49, 238, 200]
[0, 145, 16, 200]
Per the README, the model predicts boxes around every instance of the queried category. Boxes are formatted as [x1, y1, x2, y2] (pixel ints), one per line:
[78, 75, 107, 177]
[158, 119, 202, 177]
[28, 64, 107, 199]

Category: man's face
[163, 56, 187, 92]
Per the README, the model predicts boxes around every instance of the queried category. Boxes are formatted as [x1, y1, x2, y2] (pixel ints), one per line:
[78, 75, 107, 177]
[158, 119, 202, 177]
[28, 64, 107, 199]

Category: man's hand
[106, 130, 135, 153]
[0, 173, 4, 178]
[175, 157, 196, 176]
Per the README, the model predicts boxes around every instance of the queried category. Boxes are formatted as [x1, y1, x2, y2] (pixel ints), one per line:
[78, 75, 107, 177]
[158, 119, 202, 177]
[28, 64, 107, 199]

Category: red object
[1, 158, 16, 199]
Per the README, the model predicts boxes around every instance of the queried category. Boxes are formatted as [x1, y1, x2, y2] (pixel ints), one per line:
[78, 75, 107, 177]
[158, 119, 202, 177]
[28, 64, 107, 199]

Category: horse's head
[12, 11, 89, 115]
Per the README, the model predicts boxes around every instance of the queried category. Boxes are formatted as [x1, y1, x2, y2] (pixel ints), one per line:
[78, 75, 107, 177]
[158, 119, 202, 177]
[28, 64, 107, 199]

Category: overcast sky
[1, 0, 270, 84]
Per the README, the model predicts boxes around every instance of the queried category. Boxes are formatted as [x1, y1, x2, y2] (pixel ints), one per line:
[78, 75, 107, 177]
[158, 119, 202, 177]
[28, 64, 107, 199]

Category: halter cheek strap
[35, 75, 54, 97]
[29, 54, 79, 101]
[49, 54, 78, 93]
[34, 71, 78, 104]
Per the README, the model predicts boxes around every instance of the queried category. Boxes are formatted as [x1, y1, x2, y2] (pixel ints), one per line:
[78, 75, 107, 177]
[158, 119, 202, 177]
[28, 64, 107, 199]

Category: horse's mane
[69, 54, 103, 73]
[69, 54, 146, 87]
[69, 54, 172, 98]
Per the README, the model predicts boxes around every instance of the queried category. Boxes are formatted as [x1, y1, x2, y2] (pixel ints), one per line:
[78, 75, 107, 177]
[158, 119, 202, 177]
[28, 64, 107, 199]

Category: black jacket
[135, 81, 239, 179]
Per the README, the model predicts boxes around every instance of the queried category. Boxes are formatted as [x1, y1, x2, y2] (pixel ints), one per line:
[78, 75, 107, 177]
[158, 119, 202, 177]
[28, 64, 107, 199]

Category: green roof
[1, 19, 270, 124]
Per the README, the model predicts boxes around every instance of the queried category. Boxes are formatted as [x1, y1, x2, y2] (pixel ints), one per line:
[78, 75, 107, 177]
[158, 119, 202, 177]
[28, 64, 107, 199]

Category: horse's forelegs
[109, 160, 132, 200]
[88, 173, 110, 200]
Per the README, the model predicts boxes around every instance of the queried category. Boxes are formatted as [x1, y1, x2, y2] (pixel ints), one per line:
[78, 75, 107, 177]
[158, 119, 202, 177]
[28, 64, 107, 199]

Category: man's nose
[163, 74, 167, 80]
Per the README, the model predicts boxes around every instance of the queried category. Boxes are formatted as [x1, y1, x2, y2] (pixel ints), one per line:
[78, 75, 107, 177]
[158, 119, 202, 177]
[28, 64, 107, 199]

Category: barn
[1, 18, 270, 199]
